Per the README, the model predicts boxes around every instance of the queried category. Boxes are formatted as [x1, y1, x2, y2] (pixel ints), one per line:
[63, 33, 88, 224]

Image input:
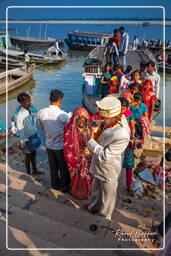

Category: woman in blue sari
[100, 64, 112, 99]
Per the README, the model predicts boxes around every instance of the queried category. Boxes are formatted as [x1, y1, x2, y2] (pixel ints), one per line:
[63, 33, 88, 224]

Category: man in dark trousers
[15, 93, 43, 175]
[37, 90, 70, 192]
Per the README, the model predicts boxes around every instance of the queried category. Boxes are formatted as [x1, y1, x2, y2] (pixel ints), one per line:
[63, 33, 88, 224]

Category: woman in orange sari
[64, 107, 92, 200]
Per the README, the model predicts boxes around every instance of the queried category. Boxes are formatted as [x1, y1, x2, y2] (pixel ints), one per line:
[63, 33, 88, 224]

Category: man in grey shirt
[37, 90, 70, 192]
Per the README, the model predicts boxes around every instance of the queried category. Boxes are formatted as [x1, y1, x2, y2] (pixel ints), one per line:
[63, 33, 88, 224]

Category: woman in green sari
[100, 64, 112, 99]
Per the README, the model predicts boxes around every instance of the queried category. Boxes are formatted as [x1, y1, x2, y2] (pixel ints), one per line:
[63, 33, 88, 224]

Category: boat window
[96, 38, 101, 45]
[78, 36, 83, 43]
[92, 38, 96, 45]
[71, 35, 77, 42]
[68, 35, 72, 40]
[83, 38, 87, 44]
[87, 38, 92, 44]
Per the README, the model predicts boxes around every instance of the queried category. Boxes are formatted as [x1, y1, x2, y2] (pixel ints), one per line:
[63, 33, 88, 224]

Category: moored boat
[0, 47, 67, 66]
[158, 64, 171, 74]
[0, 56, 25, 69]
[10, 36, 64, 51]
[0, 67, 34, 95]
[65, 31, 110, 51]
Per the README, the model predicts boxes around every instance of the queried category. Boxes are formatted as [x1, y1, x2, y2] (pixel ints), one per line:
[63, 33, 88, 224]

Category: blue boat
[65, 31, 110, 51]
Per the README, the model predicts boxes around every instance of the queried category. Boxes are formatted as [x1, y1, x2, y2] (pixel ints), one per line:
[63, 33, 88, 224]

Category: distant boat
[143, 22, 151, 26]
[10, 36, 64, 51]
[0, 56, 25, 69]
[64, 31, 110, 51]
[0, 67, 34, 95]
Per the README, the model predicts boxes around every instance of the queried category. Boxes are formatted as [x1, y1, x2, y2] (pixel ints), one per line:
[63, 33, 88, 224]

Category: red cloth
[123, 109, 133, 119]
[64, 107, 92, 200]
[139, 116, 151, 136]
[90, 111, 101, 121]
[126, 168, 134, 188]
[113, 35, 120, 48]
[141, 79, 156, 119]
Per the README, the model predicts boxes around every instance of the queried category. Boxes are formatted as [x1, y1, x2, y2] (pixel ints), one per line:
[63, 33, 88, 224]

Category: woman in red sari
[64, 107, 92, 200]
[141, 79, 156, 121]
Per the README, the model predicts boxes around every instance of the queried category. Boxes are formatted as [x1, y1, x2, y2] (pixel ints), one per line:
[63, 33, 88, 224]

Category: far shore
[0, 20, 170, 25]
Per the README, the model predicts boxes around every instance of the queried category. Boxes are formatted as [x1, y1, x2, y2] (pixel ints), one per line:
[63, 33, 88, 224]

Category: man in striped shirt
[15, 93, 43, 175]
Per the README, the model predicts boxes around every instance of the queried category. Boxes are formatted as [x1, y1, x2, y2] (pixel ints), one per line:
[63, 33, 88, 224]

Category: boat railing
[88, 45, 105, 61]
[83, 65, 102, 76]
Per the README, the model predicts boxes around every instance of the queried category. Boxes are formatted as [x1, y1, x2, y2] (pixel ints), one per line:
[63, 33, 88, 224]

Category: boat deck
[83, 49, 153, 114]
[82, 50, 169, 134]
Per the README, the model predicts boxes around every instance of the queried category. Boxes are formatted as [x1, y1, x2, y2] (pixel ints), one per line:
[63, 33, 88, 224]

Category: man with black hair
[140, 61, 146, 75]
[15, 93, 43, 175]
[142, 61, 160, 98]
[37, 89, 70, 191]
[118, 26, 129, 70]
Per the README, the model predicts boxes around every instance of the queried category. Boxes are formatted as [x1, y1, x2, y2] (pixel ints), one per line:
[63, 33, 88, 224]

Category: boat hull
[29, 57, 66, 65]
[158, 65, 171, 74]
[0, 67, 33, 95]
[64, 39, 97, 51]
[0, 56, 24, 69]
[10, 37, 64, 51]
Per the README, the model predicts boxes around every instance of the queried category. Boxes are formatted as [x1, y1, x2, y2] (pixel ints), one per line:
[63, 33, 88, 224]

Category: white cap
[96, 96, 121, 118]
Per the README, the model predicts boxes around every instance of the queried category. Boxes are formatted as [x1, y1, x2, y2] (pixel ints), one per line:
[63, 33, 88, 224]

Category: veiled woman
[64, 107, 92, 200]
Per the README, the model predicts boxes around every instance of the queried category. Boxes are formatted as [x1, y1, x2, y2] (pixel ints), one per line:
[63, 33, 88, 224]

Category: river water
[0, 23, 171, 127]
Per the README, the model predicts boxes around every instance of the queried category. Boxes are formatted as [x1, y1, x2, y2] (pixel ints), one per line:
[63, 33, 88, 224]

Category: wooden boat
[0, 56, 24, 69]
[0, 67, 34, 95]
[64, 31, 110, 51]
[148, 46, 171, 54]
[158, 64, 171, 74]
[142, 22, 151, 26]
[0, 47, 66, 66]
[10, 36, 64, 51]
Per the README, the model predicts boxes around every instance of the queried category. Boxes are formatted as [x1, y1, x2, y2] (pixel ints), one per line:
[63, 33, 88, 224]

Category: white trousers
[89, 177, 118, 219]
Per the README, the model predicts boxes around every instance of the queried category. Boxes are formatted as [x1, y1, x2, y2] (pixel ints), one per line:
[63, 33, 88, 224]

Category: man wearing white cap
[86, 96, 130, 220]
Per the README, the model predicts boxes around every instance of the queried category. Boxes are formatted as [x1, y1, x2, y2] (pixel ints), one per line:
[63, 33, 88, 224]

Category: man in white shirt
[142, 61, 160, 98]
[119, 27, 129, 70]
[15, 93, 43, 175]
[37, 90, 70, 191]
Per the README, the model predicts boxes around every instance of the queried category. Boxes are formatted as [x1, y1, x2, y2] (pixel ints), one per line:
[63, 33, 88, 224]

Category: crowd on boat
[142, 39, 170, 48]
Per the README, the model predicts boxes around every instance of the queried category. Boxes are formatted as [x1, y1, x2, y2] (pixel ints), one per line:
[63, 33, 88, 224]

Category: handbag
[28, 133, 41, 149]
[23, 133, 41, 153]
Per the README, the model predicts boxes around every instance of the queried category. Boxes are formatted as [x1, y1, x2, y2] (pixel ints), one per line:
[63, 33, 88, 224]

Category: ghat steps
[0, 163, 158, 255]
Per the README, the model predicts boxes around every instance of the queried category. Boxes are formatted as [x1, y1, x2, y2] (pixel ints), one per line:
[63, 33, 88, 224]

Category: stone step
[0, 183, 113, 239]
[1, 202, 118, 255]
[0, 165, 81, 209]
[0, 221, 81, 256]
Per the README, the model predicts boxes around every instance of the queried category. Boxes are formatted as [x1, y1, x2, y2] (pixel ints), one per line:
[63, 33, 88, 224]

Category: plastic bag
[132, 180, 144, 196]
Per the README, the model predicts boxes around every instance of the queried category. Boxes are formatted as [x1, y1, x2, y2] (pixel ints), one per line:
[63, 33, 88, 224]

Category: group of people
[104, 26, 129, 70]
[14, 90, 131, 221]
[142, 39, 170, 48]
[98, 59, 161, 192]
[13, 27, 161, 221]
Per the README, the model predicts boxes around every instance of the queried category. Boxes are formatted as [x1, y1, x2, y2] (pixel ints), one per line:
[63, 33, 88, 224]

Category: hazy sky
[0, 0, 170, 20]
